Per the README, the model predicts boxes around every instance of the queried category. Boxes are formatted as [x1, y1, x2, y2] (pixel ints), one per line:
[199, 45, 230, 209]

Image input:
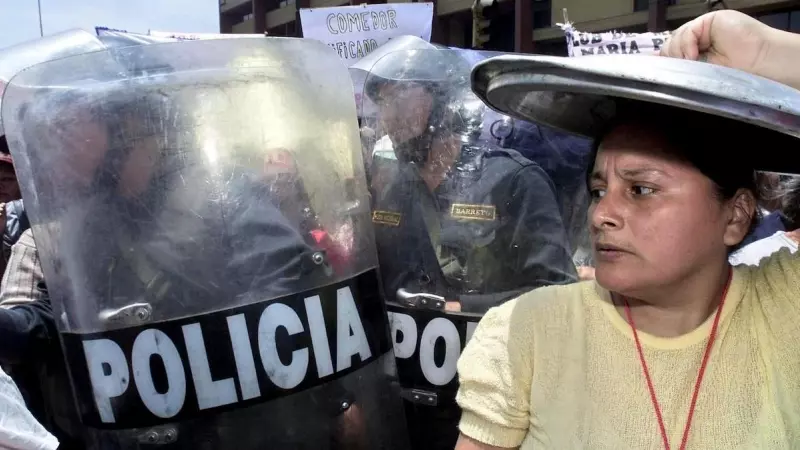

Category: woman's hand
[660, 10, 770, 71]
[660, 10, 800, 90]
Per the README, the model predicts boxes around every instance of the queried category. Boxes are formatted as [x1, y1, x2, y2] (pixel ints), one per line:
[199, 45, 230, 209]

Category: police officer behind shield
[0, 89, 330, 448]
[362, 44, 576, 450]
[365, 47, 577, 315]
[0, 74, 386, 449]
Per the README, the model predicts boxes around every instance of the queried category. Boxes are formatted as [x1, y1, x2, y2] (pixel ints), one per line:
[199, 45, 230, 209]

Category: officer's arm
[225, 181, 319, 298]
[503, 164, 577, 284]
[0, 230, 55, 365]
[0, 297, 55, 365]
[459, 164, 577, 313]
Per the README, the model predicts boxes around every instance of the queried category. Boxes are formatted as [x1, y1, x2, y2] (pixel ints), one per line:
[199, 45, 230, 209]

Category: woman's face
[588, 122, 752, 298]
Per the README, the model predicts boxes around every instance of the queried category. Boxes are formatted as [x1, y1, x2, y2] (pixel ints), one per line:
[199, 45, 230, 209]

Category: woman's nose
[590, 192, 623, 231]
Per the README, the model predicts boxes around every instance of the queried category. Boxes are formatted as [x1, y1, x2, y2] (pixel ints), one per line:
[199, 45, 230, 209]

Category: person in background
[455, 10, 800, 450]
[0, 230, 76, 449]
[0, 136, 23, 277]
[730, 176, 800, 266]
[0, 363, 58, 450]
[784, 177, 800, 241]
[736, 172, 784, 248]
[0, 137, 21, 205]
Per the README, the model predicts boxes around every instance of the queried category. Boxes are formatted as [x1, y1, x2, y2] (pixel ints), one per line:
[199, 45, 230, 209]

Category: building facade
[220, 0, 800, 55]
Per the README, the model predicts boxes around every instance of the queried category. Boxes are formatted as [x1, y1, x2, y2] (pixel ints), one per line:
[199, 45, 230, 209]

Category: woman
[455, 10, 800, 450]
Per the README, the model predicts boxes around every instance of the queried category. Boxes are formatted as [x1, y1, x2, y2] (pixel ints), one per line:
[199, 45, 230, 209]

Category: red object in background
[263, 149, 297, 177]
[310, 228, 349, 274]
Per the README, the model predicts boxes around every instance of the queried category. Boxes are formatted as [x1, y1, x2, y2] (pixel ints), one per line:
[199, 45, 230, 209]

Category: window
[243, 13, 254, 21]
[756, 9, 800, 33]
[634, 0, 676, 13]
[760, 12, 789, 30]
[532, 0, 551, 29]
[790, 11, 800, 32]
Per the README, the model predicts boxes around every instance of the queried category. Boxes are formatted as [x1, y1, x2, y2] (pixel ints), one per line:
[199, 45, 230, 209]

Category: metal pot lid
[471, 53, 800, 173]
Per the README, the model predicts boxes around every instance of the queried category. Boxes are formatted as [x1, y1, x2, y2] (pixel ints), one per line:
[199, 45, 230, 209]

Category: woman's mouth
[594, 242, 632, 261]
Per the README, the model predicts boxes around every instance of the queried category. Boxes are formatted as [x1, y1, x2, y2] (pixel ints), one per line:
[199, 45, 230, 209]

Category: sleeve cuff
[458, 411, 527, 449]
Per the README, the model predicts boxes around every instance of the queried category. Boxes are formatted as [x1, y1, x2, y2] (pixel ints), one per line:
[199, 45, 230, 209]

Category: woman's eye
[590, 188, 606, 199]
[632, 186, 655, 196]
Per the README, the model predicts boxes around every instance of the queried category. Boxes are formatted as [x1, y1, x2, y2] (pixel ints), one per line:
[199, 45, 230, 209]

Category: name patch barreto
[450, 203, 496, 221]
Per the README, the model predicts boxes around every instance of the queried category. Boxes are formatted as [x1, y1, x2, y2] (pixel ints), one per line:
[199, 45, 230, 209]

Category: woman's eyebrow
[617, 167, 670, 179]
[590, 166, 671, 183]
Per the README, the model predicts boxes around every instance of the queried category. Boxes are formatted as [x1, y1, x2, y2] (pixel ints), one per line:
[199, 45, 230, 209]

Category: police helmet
[359, 38, 470, 105]
[440, 87, 487, 141]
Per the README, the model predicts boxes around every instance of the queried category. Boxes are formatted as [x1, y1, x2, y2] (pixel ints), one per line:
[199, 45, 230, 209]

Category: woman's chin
[595, 267, 640, 296]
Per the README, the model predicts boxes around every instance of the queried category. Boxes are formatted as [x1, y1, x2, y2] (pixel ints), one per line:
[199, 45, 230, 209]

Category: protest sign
[560, 24, 672, 57]
[299, 3, 433, 65]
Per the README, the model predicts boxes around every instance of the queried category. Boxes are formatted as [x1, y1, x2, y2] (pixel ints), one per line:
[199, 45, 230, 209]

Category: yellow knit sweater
[456, 249, 800, 449]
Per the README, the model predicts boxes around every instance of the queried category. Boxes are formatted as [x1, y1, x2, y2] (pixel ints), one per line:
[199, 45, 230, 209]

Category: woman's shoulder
[519, 280, 593, 306]
[747, 245, 799, 291]
[480, 281, 593, 331]
[736, 246, 800, 322]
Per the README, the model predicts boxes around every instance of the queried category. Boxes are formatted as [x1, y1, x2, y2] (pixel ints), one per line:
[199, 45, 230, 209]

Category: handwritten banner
[299, 3, 433, 66]
[561, 24, 672, 57]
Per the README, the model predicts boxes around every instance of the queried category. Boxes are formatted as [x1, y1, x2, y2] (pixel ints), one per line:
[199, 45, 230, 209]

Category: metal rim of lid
[470, 54, 800, 141]
[469, 54, 800, 173]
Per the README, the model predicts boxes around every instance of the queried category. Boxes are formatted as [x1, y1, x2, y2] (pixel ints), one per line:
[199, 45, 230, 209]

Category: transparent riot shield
[451, 48, 594, 267]
[3, 38, 409, 450]
[0, 29, 107, 136]
[362, 48, 583, 450]
[349, 36, 441, 178]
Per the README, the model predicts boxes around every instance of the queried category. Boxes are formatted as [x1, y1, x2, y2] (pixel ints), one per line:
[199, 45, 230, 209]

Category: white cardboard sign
[561, 24, 672, 57]
[299, 3, 433, 66]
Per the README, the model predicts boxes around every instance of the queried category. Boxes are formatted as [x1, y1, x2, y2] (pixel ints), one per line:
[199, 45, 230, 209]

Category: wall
[552, 0, 633, 25]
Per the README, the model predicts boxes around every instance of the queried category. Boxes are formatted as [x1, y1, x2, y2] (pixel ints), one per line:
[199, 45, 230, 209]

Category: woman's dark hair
[781, 176, 800, 230]
[586, 100, 762, 238]
[0, 135, 9, 155]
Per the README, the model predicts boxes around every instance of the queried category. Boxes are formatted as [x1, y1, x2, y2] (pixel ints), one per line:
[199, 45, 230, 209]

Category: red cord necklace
[621, 270, 732, 450]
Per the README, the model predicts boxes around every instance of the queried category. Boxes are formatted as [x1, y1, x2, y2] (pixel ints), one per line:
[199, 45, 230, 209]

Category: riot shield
[349, 36, 440, 176]
[450, 48, 594, 265]
[2, 38, 409, 450]
[0, 29, 107, 135]
[362, 48, 581, 450]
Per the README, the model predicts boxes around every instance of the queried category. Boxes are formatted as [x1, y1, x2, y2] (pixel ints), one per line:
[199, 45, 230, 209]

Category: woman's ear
[723, 188, 757, 247]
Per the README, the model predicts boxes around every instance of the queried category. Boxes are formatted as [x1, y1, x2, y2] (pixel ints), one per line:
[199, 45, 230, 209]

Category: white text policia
[81, 286, 372, 424]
